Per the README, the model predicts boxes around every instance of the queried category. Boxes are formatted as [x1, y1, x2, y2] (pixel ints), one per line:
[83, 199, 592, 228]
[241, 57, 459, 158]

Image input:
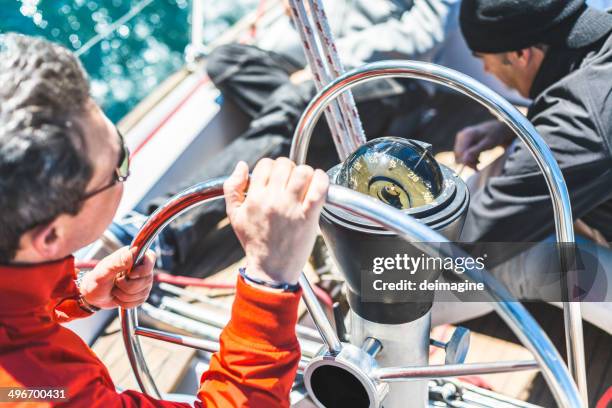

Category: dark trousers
[151, 44, 429, 268]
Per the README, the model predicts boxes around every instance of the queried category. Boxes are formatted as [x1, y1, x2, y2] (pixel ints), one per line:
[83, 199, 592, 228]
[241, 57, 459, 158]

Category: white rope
[75, 0, 155, 57]
[306, 0, 366, 149]
[287, 0, 352, 159]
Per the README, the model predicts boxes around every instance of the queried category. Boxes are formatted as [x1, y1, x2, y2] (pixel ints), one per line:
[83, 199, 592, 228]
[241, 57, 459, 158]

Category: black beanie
[460, 0, 612, 53]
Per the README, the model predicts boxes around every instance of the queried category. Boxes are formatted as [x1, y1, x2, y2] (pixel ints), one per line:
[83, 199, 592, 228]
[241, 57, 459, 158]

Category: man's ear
[29, 221, 63, 259]
[510, 48, 533, 68]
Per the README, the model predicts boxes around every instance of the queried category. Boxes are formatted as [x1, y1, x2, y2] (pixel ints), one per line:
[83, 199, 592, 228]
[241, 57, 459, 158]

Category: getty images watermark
[371, 253, 487, 293]
[355, 242, 612, 303]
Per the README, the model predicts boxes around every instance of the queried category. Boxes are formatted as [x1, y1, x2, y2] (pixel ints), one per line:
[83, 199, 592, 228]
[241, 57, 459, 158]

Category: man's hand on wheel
[79, 247, 156, 309]
[454, 119, 515, 169]
[224, 158, 329, 285]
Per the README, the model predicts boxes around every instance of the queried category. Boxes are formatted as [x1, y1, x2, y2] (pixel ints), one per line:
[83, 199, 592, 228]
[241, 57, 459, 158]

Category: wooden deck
[462, 303, 612, 407]
[92, 317, 196, 394]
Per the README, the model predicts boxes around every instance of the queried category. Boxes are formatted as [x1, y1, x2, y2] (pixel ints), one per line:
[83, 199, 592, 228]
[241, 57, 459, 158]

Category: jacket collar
[528, 33, 611, 100]
[528, 46, 587, 100]
[0, 256, 76, 315]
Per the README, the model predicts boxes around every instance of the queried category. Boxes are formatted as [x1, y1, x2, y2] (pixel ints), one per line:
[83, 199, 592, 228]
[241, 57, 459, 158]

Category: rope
[287, 0, 367, 158]
[287, 0, 351, 159]
[75, 0, 155, 57]
[307, 0, 366, 148]
[249, 0, 268, 39]
[155, 272, 236, 290]
[75, 259, 334, 308]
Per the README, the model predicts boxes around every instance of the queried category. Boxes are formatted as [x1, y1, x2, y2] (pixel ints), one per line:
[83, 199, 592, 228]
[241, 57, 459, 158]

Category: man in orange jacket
[0, 33, 329, 407]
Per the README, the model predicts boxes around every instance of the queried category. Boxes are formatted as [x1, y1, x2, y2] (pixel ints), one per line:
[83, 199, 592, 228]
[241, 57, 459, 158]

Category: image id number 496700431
[0, 387, 68, 402]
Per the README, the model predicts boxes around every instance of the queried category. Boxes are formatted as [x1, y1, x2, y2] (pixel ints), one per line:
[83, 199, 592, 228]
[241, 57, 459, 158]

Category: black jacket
[461, 32, 612, 243]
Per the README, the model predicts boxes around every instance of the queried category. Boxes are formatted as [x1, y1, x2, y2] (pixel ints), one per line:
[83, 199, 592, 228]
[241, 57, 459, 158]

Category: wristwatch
[75, 271, 101, 313]
[77, 295, 101, 313]
[239, 267, 300, 292]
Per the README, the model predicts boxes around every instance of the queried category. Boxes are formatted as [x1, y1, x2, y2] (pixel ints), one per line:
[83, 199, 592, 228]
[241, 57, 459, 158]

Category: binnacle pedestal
[319, 137, 469, 407]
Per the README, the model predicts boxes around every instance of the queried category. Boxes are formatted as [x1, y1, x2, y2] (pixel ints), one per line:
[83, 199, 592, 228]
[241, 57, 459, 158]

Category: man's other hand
[454, 119, 515, 169]
[79, 247, 156, 309]
[224, 158, 329, 285]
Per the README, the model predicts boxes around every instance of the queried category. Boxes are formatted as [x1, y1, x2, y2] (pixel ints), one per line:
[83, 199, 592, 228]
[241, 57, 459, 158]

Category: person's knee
[206, 43, 266, 84]
[206, 44, 242, 83]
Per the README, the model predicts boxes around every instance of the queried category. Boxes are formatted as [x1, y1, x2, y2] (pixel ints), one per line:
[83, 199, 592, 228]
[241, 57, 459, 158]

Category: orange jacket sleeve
[198, 277, 302, 407]
[53, 296, 93, 323]
[52, 268, 93, 323]
[40, 276, 302, 408]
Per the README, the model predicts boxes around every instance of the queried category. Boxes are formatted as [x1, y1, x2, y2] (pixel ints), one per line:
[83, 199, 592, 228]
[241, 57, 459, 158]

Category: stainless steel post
[289, 60, 587, 403]
[351, 310, 431, 407]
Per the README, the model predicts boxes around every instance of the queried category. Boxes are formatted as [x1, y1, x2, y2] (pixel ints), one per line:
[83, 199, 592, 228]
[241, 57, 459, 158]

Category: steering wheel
[120, 61, 586, 407]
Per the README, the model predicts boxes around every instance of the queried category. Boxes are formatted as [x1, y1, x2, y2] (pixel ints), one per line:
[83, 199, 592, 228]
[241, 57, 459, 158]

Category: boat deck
[463, 303, 612, 407]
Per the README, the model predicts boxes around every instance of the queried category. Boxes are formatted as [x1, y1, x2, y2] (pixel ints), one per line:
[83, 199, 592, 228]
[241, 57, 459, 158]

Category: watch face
[337, 137, 443, 210]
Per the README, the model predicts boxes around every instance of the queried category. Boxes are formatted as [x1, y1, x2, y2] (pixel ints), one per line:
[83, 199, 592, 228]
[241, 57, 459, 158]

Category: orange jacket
[0, 256, 302, 407]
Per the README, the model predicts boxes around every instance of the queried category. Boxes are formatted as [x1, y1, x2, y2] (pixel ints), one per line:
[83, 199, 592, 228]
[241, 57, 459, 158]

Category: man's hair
[0, 33, 93, 262]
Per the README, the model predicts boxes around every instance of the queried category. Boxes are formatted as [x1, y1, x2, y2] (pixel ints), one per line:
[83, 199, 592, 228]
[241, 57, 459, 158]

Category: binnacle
[336, 137, 442, 210]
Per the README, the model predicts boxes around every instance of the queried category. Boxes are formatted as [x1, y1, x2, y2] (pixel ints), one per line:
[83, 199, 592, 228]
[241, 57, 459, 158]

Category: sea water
[0, 0, 257, 122]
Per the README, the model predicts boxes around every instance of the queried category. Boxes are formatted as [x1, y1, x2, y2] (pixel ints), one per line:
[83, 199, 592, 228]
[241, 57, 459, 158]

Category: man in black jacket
[434, 0, 612, 333]
[456, 0, 612, 243]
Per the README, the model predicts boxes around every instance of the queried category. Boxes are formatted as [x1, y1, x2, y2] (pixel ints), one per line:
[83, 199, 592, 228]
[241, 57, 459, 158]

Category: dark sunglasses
[81, 129, 131, 201]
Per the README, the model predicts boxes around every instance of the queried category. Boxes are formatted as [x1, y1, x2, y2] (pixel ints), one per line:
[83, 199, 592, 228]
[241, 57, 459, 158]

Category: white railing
[184, 0, 209, 68]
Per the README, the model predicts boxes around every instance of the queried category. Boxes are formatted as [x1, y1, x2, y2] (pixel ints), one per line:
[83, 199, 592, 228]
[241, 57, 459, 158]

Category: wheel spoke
[374, 360, 539, 382]
[135, 327, 220, 353]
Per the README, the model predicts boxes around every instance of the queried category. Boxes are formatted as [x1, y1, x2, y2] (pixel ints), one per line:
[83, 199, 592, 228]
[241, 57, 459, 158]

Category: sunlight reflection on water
[1, 0, 257, 121]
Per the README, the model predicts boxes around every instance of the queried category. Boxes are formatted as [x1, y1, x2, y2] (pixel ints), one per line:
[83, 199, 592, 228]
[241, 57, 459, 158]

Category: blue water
[0, 0, 257, 122]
